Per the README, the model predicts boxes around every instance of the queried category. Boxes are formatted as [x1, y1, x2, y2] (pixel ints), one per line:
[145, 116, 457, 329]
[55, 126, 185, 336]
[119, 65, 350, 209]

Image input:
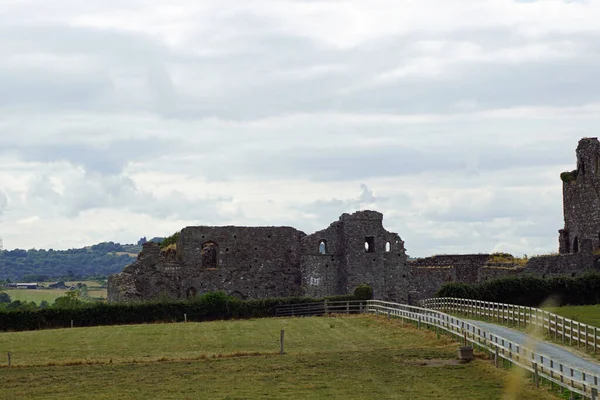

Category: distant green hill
[0, 237, 164, 281]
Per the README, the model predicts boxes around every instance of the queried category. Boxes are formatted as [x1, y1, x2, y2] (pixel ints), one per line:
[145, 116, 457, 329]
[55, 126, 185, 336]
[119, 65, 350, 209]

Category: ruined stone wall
[524, 252, 597, 278]
[408, 267, 456, 304]
[300, 210, 410, 302]
[108, 210, 410, 303]
[409, 254, 490, 284]
[338, 211, 410, 302]
[560, 138, 600, 254]
[300, 220, 344, 299]
[108, 226, 306, 302]
[477, 266, 523, 282]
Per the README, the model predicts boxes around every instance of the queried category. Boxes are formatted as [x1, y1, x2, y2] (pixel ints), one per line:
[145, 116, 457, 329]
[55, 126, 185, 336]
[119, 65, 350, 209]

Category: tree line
[0, 237, 164, 281]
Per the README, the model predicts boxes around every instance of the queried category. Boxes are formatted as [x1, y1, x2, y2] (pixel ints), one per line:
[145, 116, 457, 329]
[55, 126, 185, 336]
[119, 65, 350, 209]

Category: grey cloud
[25, 171, 233, 222]
[0, 191, 7, 215]
[4, 138, 172, 175]
[3, 21, 599, 119]
[222, 140, 572, 182]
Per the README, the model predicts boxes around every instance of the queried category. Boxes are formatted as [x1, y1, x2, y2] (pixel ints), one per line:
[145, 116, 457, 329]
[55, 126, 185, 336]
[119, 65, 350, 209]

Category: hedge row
[0, 290, 370, 332]
[434, 273, 600, 307]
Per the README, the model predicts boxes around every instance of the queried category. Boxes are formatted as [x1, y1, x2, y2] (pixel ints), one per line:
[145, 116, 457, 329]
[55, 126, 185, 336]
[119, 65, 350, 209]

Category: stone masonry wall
[108, 210, 410, 303]
[408, 267, 456, 304]
[560, 138, 600, 254]
[524, 252, 597, 277]
[409, 254, 490, 284]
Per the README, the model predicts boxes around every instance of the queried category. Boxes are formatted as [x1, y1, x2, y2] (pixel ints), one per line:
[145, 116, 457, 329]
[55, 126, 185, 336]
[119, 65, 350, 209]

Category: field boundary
[364, 300, 599, 399]
[275, 300, 366, 317]
[422, 297, 600, 354]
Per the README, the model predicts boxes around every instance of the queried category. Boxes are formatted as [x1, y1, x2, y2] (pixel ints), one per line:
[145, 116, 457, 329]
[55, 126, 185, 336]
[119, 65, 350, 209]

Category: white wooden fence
[422, 297, 600, 354]
[366, 300, 600, 399]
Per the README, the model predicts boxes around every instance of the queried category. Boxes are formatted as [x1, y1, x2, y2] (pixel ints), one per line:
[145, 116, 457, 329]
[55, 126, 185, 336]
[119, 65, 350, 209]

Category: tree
[0, 292, 11, 303]
[53, 290, 82, 309]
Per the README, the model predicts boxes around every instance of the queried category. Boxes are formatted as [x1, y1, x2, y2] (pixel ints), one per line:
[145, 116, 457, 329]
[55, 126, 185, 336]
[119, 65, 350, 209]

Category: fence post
[184, 313, 187, 323]
[534, 363, 539, 388]
[346, 301, 349, 314]
[359, 302, 363, 314]
[71, 320, 74, 328]
[324, 299, 329, 314]
[280, 330, 285, 355]
[495, 347, 499, 368]
[387, 309, 390, 321]
[418, 316, 421, 329]
[595, 327, 598, 354]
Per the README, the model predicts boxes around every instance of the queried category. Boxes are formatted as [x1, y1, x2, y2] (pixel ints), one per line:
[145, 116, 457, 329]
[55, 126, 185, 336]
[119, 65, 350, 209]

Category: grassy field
[0, 315, 559, 399]
[4, 287, 107, 304]
[546, 304, 600, 327]
[4, 280, 107, 304]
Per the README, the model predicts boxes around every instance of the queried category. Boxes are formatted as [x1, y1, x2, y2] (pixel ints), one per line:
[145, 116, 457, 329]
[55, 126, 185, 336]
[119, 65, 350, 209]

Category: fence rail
[279, 299, 600, 398]
[422, 297, 600, 355]
[275, 300, 366, 317]
[367, 300, 600, 399]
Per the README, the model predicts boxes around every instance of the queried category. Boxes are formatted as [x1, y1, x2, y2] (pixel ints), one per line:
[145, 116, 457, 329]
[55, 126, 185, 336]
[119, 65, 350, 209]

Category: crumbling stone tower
[559, 138, 600, 254]
[301, 210, 410, 302]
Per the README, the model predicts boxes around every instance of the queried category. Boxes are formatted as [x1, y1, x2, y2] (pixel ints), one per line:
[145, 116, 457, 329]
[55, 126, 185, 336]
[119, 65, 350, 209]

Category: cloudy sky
[1, 0, 599, 257]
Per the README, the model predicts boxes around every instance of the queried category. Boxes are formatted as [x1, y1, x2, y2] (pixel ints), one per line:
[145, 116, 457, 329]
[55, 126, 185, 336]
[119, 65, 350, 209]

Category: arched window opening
[385, 242, 391, 252]
[365, 236, 375, 253]
[201, 241, 219, 268]
[318, 240, 327, 255]
[186, 287, 197, 300]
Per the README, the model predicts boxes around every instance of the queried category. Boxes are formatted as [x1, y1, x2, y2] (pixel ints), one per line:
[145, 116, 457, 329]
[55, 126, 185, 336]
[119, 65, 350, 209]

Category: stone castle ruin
[108, 210, 411, 303]
[108, 138, 600, 304]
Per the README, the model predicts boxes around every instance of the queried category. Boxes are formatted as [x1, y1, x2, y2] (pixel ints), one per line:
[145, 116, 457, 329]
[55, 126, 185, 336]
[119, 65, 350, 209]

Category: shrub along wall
[0, 289, 371, 332]
[434, 273, 600, 307]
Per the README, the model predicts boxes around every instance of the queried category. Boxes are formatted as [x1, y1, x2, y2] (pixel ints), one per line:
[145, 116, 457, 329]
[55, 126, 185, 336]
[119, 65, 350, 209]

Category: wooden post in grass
[184, 314, 187, 323]
[280, 330, 285, 355]
[387, 310, 390, 321]
[495, 348, 499, 368]
[7, 352, 11, 368]
[71, 320, 74, 328]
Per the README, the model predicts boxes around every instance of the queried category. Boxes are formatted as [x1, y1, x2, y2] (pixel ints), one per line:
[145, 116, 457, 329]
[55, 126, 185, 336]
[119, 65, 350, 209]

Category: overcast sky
[1, 0, 599, 257]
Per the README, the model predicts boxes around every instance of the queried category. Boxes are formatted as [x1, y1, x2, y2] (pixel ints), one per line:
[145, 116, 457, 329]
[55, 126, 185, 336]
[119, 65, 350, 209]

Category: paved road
[465, 319, 600, 384]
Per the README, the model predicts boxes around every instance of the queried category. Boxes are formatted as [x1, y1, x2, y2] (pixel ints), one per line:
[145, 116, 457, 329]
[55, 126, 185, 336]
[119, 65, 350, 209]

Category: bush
[435, 282, 479, 300]
[353, 284, 373, 300]
[160, 232, 180, 249]
[560, 170, 578, 183]
[0, 291, 366, 332]
[434, 273, 600, 307]
[0, 292, 11, 303]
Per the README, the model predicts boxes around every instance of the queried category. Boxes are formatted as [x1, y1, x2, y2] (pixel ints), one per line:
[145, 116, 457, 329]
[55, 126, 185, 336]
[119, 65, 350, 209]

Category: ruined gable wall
[339, 210, 410, 302]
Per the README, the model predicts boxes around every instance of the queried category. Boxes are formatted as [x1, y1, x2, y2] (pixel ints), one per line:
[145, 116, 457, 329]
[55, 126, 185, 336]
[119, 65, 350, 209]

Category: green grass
[3, 288, 107, 304]
[0, 315, 560, 399]
[546, 304, 600, 327]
